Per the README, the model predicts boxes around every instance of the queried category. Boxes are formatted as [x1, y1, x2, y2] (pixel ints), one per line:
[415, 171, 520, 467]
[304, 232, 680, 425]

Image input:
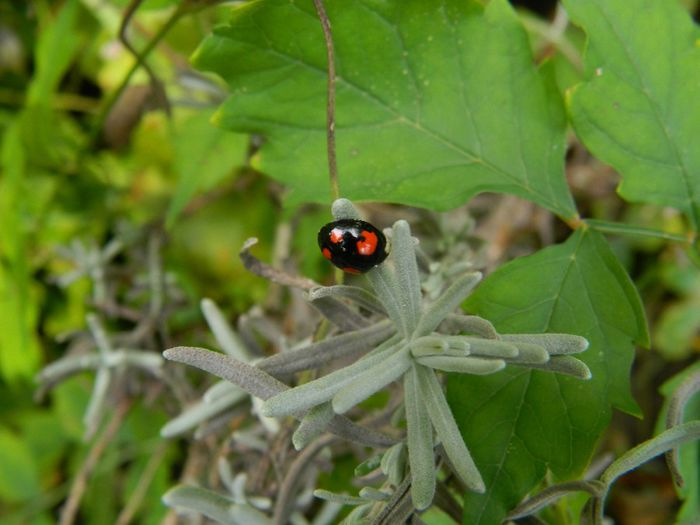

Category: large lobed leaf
[565, 0, 700, 229]
[448, 229, 648, 525]
[193, 0, 577, 217]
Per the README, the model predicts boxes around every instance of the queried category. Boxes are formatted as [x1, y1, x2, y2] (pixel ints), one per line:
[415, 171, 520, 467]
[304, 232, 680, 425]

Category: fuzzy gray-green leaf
[602, 421, 700, 488]
[163, 485, 273, 525]
[461, 338, 519, 359]
[416, 365, 484, 493]
[391, 220, 422, 328]
[313, 489, 366, 506]
[417, 355, 505, 375]
[331, 198, 362, 221]
[332, 346, 411, 414]
[415, 272, 482, 336]
[525, 355, 592, 379]
[506, 480, 604, 520]
[262, 342, 400, 417]
[161, 387, 248, 438]
[366, 265, 408, 336]
[443, 314, 499, 339]
[505, 342, 550, 364]
[256, 321, 394, 376]
[501, 333, 589, 355]
[404, 365, 435, 510]
[292, 402, 335, 450]
[201, 298, 254, 361]
[308, 285, 386, 315]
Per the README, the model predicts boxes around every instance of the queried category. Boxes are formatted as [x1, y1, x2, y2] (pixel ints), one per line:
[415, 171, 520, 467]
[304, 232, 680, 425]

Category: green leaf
[0, 122, 41, 380]
[166, 111, 248, 229]
[27, 0, 82, 106]
[565, 0, 700, 229]
[193, 0, 577, 217]
[0, 427, 41, 502]
[449, 228, 648, 524]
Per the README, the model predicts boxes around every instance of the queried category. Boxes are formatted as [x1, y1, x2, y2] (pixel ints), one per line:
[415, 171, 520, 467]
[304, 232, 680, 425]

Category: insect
[317, 219, 389, 274]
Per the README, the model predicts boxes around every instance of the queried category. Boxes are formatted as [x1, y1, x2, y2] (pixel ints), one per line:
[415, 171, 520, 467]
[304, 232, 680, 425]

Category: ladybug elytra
[318, 219, 389, 274]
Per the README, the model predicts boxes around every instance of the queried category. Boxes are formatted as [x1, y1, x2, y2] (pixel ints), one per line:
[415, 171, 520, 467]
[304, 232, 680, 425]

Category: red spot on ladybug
[318, 219, 389, 274]
[356, 230, 378, 256]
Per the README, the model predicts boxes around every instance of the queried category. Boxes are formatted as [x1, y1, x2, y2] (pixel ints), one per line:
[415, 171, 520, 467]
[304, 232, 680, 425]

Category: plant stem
[89, 3, 187, 147]
[312, 0, 340, 201]
[585, 219, 690, 243]
[60, 400, 133, 525]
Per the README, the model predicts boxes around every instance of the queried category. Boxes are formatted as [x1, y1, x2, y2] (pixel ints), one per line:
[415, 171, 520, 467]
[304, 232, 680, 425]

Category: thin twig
[119, 0, 164, 97]
[60, 400, 133, 525]
[312, 0, 339, 201]
[91, 3, 187, 146]
[115, 442, 170, 525]
[273, 434, 338, 525]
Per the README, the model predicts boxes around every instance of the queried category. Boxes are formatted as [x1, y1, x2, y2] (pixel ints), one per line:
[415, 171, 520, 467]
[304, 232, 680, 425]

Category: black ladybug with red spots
[318, 219, 389, 274]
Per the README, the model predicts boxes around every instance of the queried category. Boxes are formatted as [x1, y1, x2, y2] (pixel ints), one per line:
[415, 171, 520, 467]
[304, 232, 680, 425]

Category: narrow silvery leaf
[256, 321, 395, 376]
[366, 264, 409, 336]
[381, 442, 407, 487]
[108, 350, 164, 373]
[292, 403, 335, 450]
[262, 342, 401, 417]
[83, 367, 111, 439]
[665, 368, 700, 487]
[202, 298, 254, 361]
[313, 490, 366, 506]
[443, 313, 499, 339]
[443, 336, 470, 352]
[36, 354, 103, 383]
[411, 335, 449, 353]
[415, 272, 482, 337]
[342, 503, 372, 524]
[404, 365, 435, 510]
[308, 285, 386, 315]
[164, 347, 395, 446]
[326, 415, 397, 448]
[86, 314, 113, 355]
[250, 397, 280, 434]
[411, 345, 469, 359]
[415, 365, 484, 493]
[163, 485, 273, 525]
[391, 220, 422, 327]
[355, 455, 382, 477]
[502, 333, 589, 355]
[506, 342, 550, 364]
[161, 388, 248, 438]
[332, 346, 411, 414]
[358, 487, 391, 501]
[331, 198, 362, 221]
[416, 355, 505, 375]
[506, 480, 604, 520]
[204, 380, 241, 404]
[164, 347, 287, 400]
[309, 295, 369, 330]
[526, 355, 592, 379]
[310, 500, 343, 525]
[460, 338, 519, 358]
[602, 421, 700, 488]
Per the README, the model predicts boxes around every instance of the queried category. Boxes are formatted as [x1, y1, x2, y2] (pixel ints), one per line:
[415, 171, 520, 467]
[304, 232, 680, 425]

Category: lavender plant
[164, 198, 592, 520]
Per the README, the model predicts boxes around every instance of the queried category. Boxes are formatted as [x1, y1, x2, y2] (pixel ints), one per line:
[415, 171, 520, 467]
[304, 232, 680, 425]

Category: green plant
[163, 197, 591, 521]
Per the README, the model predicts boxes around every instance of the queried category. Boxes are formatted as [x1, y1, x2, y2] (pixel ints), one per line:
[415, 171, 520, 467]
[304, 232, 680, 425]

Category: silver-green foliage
[165, 198, 591, 512]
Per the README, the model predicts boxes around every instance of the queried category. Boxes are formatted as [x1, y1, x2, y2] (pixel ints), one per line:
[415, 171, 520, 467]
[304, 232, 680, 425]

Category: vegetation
[1, 1, 699, 524]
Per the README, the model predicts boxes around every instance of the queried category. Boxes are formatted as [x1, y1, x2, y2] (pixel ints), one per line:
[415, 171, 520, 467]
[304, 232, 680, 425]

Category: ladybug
[318, 219, 389, 274]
